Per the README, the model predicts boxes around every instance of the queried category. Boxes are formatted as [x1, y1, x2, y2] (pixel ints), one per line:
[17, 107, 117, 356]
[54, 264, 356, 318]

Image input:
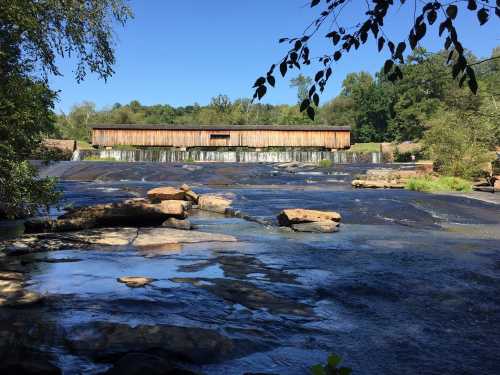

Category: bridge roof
[91, 124, 351, 131]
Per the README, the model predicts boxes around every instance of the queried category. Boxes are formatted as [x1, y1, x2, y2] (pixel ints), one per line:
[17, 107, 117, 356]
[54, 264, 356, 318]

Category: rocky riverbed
[1, 161, 500, 374]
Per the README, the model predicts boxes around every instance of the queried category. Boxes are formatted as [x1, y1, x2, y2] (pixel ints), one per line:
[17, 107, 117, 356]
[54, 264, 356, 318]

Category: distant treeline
[54, 47, 500, 146]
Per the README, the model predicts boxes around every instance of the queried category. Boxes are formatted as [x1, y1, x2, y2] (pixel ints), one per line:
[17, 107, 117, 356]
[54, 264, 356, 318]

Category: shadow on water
[2, 162, 500, 374]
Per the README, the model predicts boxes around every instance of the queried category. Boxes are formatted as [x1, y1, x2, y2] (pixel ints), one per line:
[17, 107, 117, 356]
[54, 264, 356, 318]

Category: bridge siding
[92, 128, 350, 149]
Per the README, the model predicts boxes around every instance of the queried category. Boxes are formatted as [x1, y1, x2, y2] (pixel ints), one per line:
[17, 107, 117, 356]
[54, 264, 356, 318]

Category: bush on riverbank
[406, 176, 472, 193]
[318, 159, 333, 168]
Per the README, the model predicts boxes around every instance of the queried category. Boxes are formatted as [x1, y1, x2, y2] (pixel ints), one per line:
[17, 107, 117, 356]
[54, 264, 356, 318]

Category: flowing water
[73, 149, 382, 164]
[1, 162, 500, 374]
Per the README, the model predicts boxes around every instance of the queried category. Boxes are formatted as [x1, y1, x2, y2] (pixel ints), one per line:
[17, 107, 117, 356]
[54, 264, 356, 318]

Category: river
[1, 161, 499, 374]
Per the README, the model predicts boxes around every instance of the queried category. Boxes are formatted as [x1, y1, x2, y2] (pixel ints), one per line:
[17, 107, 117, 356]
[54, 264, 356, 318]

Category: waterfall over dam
[73, 149, 382, 164]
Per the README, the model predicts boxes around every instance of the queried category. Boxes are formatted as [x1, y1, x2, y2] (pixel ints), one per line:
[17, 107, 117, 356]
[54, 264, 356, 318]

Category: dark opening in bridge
[210, 134, 230, 140]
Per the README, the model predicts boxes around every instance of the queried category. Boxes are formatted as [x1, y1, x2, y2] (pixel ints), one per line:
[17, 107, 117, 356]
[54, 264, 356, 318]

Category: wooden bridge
[91, 124, 351, 150]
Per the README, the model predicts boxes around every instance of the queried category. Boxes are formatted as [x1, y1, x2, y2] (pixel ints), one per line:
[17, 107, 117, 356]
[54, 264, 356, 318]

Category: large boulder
[198, 195, 232, 214]
[277, 209, 341, 227]
[147, 187, 185, 202]
[25, 199, 186, 234]
[66, 322, 235, 364]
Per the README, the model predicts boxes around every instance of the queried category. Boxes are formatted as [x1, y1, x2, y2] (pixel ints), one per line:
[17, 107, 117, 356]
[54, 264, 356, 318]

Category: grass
[318, 159, 333, 168]
[83, 156, 122, 162]
[77, 141, 93, 150]
[405, 176, 472, 193]
[349, 142, 381, 153]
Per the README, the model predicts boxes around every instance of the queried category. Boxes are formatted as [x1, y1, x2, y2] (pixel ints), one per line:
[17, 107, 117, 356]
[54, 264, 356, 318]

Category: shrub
[318, 159, 333, 168]
[406, 176, 472, 193]
[310, 353, 352, 375]
[423, 112, 493, 179]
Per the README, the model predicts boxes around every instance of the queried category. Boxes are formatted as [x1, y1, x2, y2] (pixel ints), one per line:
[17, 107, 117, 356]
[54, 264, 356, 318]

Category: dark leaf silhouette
[311, 0, 320, 8]
[253, 77, 266, 88]
[446, 5, 458, 19]
[334, 51, 342, 61]
[378, 36, 385, 52]
[427, 9, 437, 24]
[467, 0, 477, 11]
[279, 62, 287, 77]
[314, 70, 324, 82]
[300, 99, 310, 112]
[477, 8, 488, 25]
[313, 93, 320, 106]
[267, 75, 276, 87]
[256, 85, 267, 100]
[384, 59, 394, 74]
[306, 106, 315, 120]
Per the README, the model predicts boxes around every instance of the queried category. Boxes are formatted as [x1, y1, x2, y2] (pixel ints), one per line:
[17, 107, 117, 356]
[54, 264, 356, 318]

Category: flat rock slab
[147, 187, 185, 202]
[277, 208, 341, 226]
[1, 227, 237, 255]
[133, 228, 237, 248]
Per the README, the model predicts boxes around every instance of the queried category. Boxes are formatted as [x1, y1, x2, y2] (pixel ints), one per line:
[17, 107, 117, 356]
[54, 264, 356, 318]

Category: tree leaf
[446, 5, 458, 19]
[467, 0, 477, 10]
[310, 364, 325, 375]
[477, 8, 489, 25]
[279, 61, 287, 77]
[267, 75, 275, 87]
[377, 36, 385, 52]
[327, 354, 342, 368]
[300, 99, 310, 112]
[384, 59, 394, 74]
[311, 0, 320, 7]
[315, 70, 324, 82]
[256, 85, 267, 100]
[313, 93, 320, 107]
[307, 106, 315, 120]
[427, 9, 437, 25]
[325, 67, 332, 80]
[334, 51, 342, 61]
[253, 77, 265, 88]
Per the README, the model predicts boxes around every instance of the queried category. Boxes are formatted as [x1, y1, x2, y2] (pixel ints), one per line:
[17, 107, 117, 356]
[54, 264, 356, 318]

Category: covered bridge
[91, 124, 351, 150]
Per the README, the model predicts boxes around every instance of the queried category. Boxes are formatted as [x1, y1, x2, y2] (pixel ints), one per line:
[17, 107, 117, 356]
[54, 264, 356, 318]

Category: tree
[0, 0, 131, 218]
[252, 0, 500, 119]
[290, 74, 313, 103]
[423, 111, 494, 178]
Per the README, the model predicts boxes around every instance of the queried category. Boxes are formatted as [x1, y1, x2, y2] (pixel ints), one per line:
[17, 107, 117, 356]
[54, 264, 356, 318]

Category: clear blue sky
[50, 0, 500, 113]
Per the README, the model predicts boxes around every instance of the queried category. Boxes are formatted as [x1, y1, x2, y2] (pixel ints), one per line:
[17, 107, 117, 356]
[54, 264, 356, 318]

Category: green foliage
[310, 354, 352, 375]
[406, 176, 472, 193]
[422, 111, 494, 179]
[0, 160, 60, 219]
[318, 159, 333, 168]
[0, 0, 130, 218]
[290, 74, 313, 103]
[349, 143, 381, 153]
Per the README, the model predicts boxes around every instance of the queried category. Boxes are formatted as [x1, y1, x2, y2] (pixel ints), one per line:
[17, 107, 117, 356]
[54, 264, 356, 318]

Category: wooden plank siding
[91, 125, 351, 149]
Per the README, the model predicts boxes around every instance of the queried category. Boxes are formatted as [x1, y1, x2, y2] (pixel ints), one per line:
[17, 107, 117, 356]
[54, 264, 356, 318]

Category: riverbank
[1, 161, 500, 374]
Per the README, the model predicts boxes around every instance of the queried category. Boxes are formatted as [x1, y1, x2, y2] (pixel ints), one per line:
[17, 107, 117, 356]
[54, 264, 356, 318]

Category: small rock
[291, 221, 339, 233]
[198, 195, 232, 214]
[351, 179, 405, 189]
[147, 187, 185, 202]
[158, 200, 186, 217]
[117, 277, 155, 288]
[277, 209, 341, 227]
[162, 218, 192, 230]
[184, 190, 199, 203]
[180, 183, 191, 191]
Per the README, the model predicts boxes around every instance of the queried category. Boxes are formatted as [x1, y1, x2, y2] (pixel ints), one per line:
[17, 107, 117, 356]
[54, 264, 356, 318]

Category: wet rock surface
[1, 162, 500, 374]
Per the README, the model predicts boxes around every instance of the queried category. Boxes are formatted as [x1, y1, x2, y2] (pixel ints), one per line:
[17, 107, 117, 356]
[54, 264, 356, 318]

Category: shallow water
[3, 162, 500, 374]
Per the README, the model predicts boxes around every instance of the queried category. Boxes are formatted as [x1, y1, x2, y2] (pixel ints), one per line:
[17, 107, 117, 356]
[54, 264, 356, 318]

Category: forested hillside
[56, 48, 500, 146]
